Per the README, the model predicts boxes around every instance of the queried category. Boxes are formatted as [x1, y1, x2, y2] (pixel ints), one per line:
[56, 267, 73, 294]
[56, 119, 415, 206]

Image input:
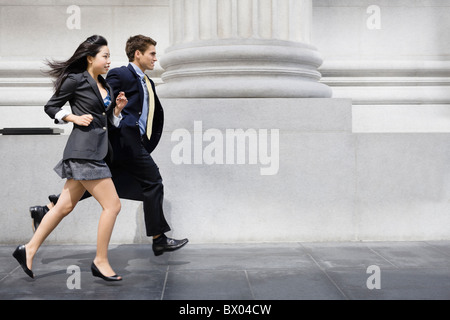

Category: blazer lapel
[84, 71, 105, 108]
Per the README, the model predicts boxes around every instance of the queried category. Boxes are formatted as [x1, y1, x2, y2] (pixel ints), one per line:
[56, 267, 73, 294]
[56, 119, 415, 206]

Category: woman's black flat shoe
[12, 245, 34, 279]
[91, 262, 122, 282]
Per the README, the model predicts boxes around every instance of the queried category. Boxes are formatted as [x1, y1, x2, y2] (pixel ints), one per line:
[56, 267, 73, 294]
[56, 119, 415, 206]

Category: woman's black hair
[45, 35, 108, 94]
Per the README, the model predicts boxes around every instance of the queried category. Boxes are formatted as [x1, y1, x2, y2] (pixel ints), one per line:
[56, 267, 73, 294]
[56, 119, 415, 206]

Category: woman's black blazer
[44, 71, 116, 161]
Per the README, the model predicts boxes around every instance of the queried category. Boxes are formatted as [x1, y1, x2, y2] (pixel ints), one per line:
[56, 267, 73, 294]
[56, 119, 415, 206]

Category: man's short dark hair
[125, 35, 157, 62]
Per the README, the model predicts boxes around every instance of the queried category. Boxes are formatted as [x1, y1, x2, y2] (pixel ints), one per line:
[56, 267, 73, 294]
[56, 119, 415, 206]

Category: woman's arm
[44, 74, 78, 124]
[109, 91, 127, 128]
[63, 113, 93, 126]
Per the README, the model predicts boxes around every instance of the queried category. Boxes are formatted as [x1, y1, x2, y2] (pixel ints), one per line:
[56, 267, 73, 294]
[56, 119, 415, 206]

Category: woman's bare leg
[80, 178, 121, 278]
[25, 179, 86, 270]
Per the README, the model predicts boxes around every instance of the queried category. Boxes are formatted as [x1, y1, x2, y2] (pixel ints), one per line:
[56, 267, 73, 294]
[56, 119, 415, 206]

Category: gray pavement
[1, 241, 450, 300]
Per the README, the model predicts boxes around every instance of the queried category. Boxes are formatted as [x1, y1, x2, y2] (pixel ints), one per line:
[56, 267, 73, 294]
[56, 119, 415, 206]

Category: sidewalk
[1, 241, 450, 300]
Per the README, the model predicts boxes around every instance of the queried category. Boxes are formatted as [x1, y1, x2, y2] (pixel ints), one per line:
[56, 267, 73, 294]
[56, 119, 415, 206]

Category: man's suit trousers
[112, 140, 171, 237]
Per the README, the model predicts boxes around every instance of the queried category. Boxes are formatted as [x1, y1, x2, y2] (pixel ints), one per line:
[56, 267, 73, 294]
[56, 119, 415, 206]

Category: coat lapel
[127, 64, 144, 108]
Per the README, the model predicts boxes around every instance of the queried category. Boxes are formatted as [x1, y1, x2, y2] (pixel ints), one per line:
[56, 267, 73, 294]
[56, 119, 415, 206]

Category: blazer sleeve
[106, 68, 126, 130]
[44, 74, 78, 123]
[106, 87, 122, 129]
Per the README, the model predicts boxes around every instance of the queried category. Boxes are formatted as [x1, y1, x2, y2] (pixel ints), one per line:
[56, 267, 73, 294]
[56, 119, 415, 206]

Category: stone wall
[1, 1, 450, 244]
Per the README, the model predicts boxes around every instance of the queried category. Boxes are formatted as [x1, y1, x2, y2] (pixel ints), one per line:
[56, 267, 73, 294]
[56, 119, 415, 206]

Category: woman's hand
[63, 114, 93, 126]
[114, 91, 127, 117]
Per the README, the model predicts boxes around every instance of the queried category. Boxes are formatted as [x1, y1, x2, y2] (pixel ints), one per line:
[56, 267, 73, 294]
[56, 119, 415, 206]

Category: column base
[158, 39, 332, 99]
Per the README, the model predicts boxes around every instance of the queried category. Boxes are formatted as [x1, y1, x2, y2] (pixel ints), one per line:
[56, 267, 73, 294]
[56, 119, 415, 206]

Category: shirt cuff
[54, 110, 71, 124]
[110, 112, 123, 127]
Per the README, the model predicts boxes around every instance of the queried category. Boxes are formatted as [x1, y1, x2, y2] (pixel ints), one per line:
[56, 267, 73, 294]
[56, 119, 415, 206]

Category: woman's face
[88, 45, 111, 75]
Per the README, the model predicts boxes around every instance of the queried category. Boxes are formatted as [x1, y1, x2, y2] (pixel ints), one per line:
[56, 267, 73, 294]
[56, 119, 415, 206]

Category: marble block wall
[2, 99, 450, 244]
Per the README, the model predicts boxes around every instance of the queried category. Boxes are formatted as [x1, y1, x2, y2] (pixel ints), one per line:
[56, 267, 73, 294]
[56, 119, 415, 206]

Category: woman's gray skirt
[54, 159, 112, 181]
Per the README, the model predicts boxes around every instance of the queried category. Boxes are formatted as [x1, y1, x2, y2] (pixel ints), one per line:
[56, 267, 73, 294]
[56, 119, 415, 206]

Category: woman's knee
[54, 202, 75, 217]
[106, 198, 121, 216]
[115, 199, 121, 214]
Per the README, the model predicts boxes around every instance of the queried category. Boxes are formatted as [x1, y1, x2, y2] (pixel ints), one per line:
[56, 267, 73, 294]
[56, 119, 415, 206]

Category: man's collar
[129, 62, 145, 78]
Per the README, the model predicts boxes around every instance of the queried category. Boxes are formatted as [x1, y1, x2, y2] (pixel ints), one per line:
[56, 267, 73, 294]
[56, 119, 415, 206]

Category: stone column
[158, 0, 332, 98]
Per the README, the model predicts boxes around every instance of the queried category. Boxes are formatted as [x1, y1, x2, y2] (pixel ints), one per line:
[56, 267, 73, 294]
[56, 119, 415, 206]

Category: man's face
[136, 45, 157, 71]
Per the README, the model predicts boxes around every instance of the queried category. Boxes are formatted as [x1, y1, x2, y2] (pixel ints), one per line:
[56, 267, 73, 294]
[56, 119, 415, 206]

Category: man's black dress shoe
[152, 235, 189, 256]
[30, 205, 49, 232]
[12, 245, 34, 279]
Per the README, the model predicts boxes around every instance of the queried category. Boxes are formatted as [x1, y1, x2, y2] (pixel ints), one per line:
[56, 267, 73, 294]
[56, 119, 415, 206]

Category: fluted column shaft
[158, 0, 331, 98]
[170, 0, 312, 44]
